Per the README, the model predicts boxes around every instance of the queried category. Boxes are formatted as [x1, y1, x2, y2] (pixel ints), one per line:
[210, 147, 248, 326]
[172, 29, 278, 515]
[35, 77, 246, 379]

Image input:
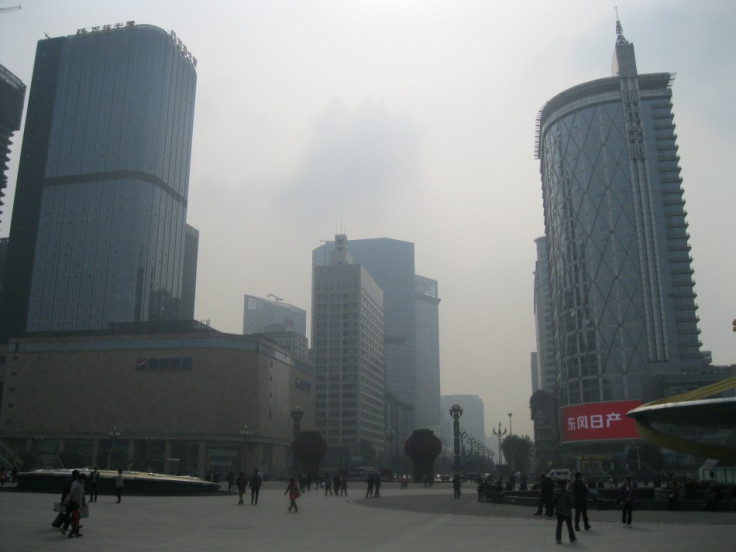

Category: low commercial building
[0, 322, 314, 478]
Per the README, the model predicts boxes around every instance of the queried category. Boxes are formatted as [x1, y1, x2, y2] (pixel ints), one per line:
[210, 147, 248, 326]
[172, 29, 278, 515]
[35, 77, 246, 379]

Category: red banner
[561, 400, 641, 442]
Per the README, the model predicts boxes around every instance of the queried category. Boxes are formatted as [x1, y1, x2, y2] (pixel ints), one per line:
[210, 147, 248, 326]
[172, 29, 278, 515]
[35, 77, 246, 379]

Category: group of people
[321, 473, 348, 496]
[365, 473, 382, 497]
[52, 467, 125, 538]
[475, 477, 505, 502]
[234, 468, 262, 505]
[535, 472, 636, 544]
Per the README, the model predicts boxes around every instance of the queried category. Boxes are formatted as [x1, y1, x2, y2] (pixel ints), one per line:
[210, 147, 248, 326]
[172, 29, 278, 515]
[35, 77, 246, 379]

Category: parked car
[547, 468, 572, 481]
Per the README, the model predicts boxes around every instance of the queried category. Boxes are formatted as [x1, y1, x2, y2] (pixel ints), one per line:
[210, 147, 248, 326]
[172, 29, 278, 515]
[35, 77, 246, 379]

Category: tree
[500, 435, 534, 474]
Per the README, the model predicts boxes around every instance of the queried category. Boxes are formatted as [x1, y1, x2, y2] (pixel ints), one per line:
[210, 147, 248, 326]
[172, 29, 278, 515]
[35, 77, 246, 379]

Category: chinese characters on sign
[135, 357, 193, 371]
[561, 401, 641, 442]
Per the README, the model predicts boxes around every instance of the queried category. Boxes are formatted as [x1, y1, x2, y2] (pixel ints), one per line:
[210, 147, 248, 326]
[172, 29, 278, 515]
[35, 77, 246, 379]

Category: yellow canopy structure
[626, 376, 736, 461]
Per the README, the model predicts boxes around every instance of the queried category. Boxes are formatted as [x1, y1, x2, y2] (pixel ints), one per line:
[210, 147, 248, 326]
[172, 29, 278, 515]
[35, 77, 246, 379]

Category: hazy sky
[1, 1, 735, 440]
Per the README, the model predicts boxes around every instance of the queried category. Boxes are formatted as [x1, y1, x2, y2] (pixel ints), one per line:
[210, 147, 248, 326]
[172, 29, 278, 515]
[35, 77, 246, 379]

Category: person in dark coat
[236, 472, 248, 505]
[365, 473, 374, 497]
[535, 474, 555, 516]
[249, 469, 262, 505]
[88, 467, 100, 503]
[619, 476, 634, 526]
[452, 474, 462, 499]
[572, 472, 591, 531]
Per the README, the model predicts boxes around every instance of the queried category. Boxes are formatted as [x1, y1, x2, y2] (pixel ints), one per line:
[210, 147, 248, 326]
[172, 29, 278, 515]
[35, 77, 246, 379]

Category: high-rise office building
[0, 64, 25, 228]
[415, 274, 441, 428]
[243, 294, 308, 361]
[533, 237, 556, 394]
[312, 235, 385, 454]
[0, 23, 198, 339]
[243, 295, 307, 337]
[535, 21, 703, 414]
[314, 238, 439, 430]
[181, 224, 200, 321]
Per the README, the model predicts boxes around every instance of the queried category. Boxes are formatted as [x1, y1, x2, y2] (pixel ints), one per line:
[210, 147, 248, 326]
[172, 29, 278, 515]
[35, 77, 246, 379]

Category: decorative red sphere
[291, 431, 327, 476]
[404, 429, 442, 481]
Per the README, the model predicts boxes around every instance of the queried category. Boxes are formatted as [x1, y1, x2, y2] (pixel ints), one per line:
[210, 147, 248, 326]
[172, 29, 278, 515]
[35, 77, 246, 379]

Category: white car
[547, 468, 572, 481]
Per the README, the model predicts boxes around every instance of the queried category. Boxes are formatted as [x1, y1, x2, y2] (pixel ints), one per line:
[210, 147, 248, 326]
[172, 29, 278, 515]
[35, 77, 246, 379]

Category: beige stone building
[0, 323, 313, 478]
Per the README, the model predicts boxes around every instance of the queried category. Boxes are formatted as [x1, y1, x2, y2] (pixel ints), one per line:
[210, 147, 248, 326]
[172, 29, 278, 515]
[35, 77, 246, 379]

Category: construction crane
[267, 293, 283, 303]
[0, 4, 22, 14]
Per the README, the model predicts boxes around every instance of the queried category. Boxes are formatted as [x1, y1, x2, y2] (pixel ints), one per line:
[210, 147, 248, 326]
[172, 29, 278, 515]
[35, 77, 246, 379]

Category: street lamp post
[449, 404, 463, 477]
[507, 412, 515, 471]
[492, 422, 507, 467]
[290, 407, 304, 439]
[290, 407, 304, 475]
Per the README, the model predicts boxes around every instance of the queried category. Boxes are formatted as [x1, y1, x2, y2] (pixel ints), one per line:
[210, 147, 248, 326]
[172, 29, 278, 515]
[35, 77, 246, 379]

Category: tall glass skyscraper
[0, 23, 198, 338]
[535, 21, 703, 409]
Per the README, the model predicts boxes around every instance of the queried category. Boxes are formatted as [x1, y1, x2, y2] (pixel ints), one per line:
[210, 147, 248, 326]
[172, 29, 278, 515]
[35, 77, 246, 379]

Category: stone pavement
[1, 482, 734, 551]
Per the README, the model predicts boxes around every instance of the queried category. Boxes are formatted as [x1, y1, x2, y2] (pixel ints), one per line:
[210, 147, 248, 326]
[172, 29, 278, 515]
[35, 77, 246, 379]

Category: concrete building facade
[414, 275, 441, 428]
[311, 235, 385, 457]
[533, 237, 556, 394]
[0, 323, 313, 478]
[243, 295, 307, 338]
[314, 238, 440, 432]
[0, 63, 25, 228]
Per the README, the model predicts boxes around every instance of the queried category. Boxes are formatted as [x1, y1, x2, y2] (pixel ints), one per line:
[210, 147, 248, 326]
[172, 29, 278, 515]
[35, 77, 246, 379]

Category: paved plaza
[1, 482, 734, 551]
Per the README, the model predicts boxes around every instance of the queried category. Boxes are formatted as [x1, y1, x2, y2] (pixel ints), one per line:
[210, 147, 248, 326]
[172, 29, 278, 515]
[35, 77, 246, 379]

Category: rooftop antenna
[615, 6, 628, 45]
[267, 293, 283, 303]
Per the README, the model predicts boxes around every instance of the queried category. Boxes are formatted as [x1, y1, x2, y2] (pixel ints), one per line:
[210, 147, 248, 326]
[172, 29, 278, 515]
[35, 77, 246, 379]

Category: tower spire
[615, 7, 629, 46]
[611, 7, 637, 77]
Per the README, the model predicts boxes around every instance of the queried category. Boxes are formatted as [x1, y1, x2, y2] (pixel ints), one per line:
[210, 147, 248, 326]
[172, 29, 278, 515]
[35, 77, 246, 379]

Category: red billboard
[561, 400, 642, 442]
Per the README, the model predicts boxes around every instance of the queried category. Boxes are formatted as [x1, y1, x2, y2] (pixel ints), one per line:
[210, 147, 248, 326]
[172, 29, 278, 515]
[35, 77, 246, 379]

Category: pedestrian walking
[374, 474, 382, 498]
[365, 473, 374, 497]
[250, 469, 262, 505]
[88, 467, 100, 503]
[553, 479, 576, 544]
[67, 473, 87, 538]
[619, 476, 634, 526]
[285, 477, 300, 513]
[236, 472, 248, 505]
[114, 469, 124, 503]
[340, 476, 348, 496]
[452, 474, 462, 499]
[58, 469, 79, 535]
[572, 472, 591, 531]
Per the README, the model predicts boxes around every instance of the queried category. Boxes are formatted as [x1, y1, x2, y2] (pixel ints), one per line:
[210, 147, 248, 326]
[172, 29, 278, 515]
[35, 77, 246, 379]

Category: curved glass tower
[1, 24, 197, 336]
[535, 22, 703, 408]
